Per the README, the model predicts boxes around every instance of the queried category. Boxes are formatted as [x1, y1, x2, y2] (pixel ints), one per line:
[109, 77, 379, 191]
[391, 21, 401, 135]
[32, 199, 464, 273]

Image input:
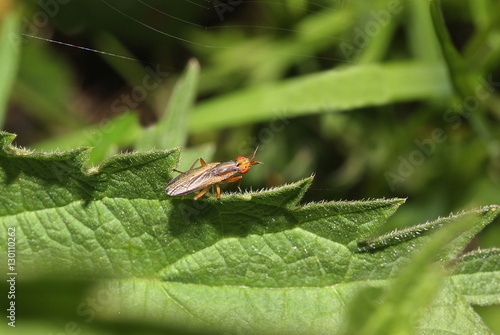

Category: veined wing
[165, 162, 239, 196]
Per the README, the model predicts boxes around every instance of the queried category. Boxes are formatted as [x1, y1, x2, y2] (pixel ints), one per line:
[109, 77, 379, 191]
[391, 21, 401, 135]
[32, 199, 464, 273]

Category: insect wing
[165, 162, 240, 196]
[165, 163, 218, 196]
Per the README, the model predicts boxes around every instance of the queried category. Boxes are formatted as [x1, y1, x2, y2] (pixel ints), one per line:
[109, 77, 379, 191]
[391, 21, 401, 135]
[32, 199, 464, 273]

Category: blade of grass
[463, 2, 500, 75]
[429, 0, 472, 97]
[190, 61, 451, 133]
[430, 0, 500, 157]
[0, 8, 21, 128]
[136, 59, 199, 151]
[408, 0, 442, 63]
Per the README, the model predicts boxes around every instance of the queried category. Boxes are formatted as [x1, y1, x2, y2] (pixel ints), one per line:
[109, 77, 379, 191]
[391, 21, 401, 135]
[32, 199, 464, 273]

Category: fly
[165, 149, 261, 200]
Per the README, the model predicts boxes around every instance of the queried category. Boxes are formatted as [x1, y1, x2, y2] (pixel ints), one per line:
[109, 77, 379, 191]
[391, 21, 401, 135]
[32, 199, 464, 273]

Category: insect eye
[236, 154, 260, 174]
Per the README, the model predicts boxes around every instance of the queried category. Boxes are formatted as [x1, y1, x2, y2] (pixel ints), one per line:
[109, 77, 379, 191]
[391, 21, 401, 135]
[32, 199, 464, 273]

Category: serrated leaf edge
[358, 205, 500, 252]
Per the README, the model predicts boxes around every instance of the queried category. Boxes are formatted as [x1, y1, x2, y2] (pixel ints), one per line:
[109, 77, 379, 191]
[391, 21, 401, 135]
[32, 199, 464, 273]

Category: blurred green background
[1, 0, 499, 332]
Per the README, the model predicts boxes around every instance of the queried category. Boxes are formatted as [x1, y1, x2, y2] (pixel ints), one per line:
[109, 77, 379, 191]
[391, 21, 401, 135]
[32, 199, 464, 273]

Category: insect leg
[173, 157, 207, 174]
[193, 186, 211, 200]
[225, 176, 243, 192]
[237, 179, 242, 192]
[216, 184, 221, 199]
[185, 157, 207, 171]
[226, 176, 243, 183]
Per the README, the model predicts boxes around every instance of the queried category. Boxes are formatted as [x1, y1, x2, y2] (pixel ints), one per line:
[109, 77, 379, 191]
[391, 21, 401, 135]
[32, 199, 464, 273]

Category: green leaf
[1, 131, 499, 334]
[417, 285, 494, 335]
[450, 248, 500, 306]
[357, 206, 499, 262]
[189, 61, 452, 132]
[350, 207, 497, 335]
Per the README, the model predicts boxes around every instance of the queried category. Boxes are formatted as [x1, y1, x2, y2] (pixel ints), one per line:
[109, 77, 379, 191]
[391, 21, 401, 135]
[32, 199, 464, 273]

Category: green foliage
[190, 62, 452, 132]
[1, 132, 499, 334]
[137, 59, 199, 151]
[0, 9, 20, 127]
[1, 0, 500, 333]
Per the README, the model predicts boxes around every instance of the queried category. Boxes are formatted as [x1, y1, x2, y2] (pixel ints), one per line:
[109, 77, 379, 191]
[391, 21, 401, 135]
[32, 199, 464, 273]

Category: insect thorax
[212, 162, 239, 177]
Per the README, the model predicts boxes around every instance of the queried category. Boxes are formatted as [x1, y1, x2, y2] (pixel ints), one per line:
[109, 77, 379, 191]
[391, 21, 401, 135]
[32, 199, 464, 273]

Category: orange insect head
[236, 148, 260, 174]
